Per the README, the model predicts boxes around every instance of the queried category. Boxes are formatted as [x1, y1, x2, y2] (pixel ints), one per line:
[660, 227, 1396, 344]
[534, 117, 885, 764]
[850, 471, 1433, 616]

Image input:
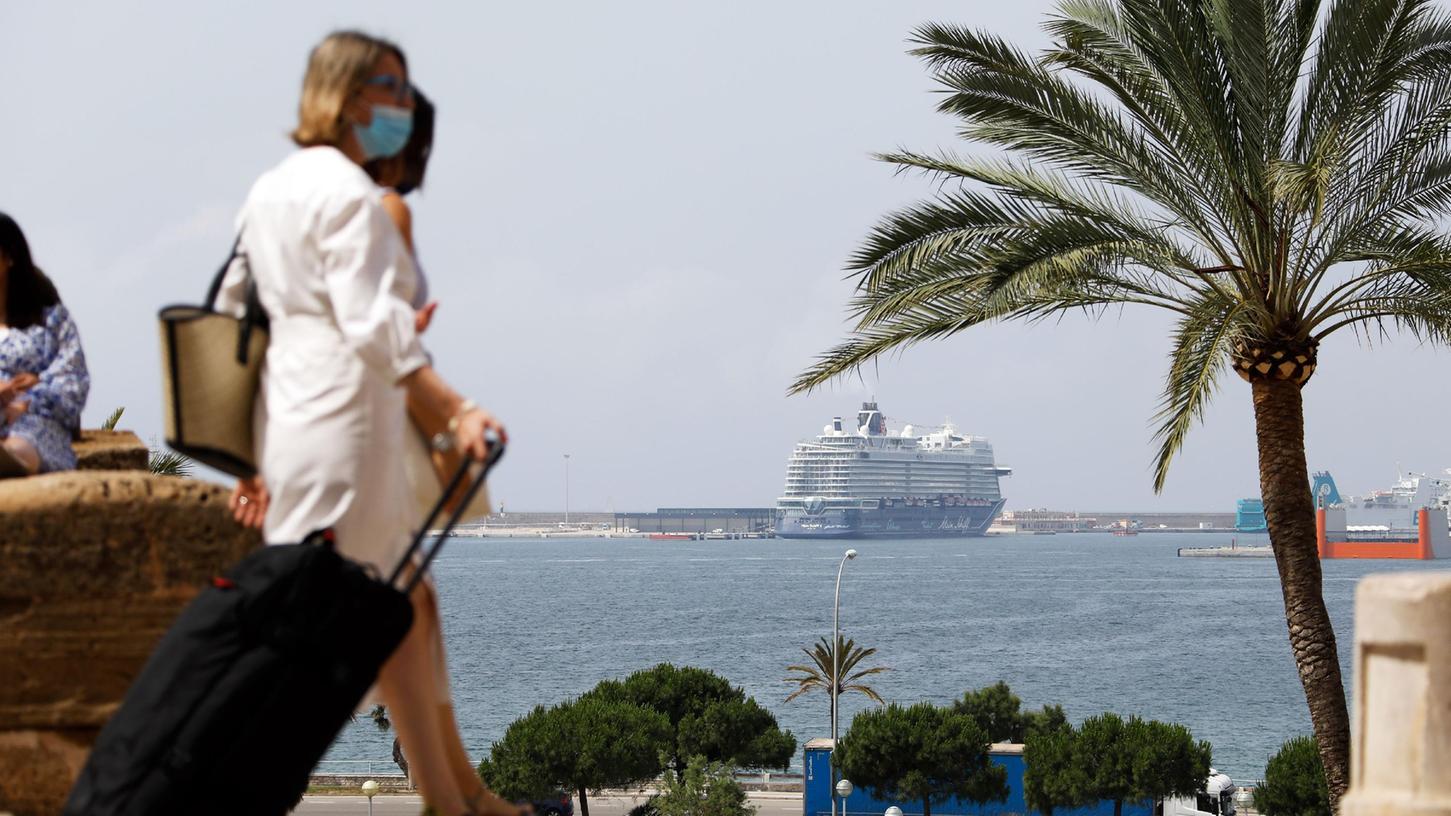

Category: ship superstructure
[776, 402, 1010, 538]
[1315, 470, 1451, 532]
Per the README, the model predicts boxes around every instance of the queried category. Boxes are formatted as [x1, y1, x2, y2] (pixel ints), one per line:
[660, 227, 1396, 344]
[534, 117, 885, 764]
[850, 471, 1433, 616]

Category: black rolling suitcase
[63, 444, 503, 816]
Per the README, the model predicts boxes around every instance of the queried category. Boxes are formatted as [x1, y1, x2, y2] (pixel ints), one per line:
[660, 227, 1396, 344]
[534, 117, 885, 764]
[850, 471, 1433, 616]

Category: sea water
[323, 532, 1437, 781]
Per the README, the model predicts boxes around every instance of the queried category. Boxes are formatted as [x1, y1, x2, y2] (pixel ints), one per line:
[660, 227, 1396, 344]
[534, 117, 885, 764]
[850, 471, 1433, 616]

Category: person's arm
[22, 304, 89, 429]
[318, 191, 430, 384]
[380, 191, 414, 254]
[379, 191, 437, 334]
[401, 366, 505, 461]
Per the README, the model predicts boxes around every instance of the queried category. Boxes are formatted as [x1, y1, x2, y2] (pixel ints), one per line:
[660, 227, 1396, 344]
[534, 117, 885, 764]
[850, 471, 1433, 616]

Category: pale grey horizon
[6, 2, 1449, 514]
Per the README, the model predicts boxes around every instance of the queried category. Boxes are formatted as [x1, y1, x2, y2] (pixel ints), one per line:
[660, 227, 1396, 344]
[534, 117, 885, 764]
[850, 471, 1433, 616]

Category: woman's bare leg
[1, 437, 40, 475]
[415, 582, 521, 816]
[378, 584, 472, 815]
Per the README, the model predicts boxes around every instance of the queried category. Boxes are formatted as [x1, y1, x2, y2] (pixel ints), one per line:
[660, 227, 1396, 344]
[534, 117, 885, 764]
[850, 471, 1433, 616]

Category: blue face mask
[353, 104, 413, 160]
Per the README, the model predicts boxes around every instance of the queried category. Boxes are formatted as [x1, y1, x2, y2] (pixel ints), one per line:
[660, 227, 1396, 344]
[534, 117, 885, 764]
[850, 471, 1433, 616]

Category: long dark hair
[0, 213, 60, 329]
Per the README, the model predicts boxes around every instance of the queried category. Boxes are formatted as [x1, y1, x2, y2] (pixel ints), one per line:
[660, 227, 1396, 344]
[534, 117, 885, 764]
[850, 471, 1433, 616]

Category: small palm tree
[100, 406, 124, 431]
[103, 407, 194, 476]
[791, 1, 1451, 806]
[148, 450, 193, 477]
[785, 635, 888, 729]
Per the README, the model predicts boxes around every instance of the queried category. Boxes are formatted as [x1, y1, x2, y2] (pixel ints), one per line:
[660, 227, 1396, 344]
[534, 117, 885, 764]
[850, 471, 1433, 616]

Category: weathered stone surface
[71, 429, 149, 471]
[0, 729, 94, 816]
[0, 470, 260, 815]
[1341, 572, 1451, 816]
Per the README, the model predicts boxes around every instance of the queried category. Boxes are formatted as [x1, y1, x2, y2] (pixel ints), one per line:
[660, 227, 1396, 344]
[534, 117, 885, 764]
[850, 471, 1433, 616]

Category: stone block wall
[0, 433, 259, 815]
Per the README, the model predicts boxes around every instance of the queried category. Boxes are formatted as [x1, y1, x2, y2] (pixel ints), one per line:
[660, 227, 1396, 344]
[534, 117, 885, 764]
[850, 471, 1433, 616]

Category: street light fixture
[830, 548, 858, 816]
[563, 453, 571, 526]
[836, 778, 855, 799]
[362, 779, 379, 816]
[886, 807, 903, 816]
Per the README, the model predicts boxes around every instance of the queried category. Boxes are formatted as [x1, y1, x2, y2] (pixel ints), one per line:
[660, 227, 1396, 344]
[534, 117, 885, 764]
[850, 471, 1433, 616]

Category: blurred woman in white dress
[222, 31, 516, 816]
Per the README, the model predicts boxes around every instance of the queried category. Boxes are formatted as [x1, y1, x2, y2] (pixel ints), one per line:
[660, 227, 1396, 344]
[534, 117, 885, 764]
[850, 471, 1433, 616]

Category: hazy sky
[7, 2, 1451, 513]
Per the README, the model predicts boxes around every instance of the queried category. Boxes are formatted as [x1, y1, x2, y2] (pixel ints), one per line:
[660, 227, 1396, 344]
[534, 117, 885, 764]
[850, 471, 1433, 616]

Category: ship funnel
[857, 403, 887, 436]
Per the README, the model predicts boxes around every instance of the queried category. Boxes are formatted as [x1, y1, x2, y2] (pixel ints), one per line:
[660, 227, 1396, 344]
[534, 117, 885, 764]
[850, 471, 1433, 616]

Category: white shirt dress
[218, 146, 429, 571]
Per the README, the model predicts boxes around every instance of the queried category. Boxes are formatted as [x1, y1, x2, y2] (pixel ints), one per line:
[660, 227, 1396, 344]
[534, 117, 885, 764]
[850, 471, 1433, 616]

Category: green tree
[836, 701, 1009, 816]
[1075, 714, 1137, 816]
[478, 697, 671, 816]
[1024, 705, 1069, 741]
[1126, 718, 1213, 815]
[1024, 714, 1210, 816]
[590, 664, 796, 779]
[1255, 737, 1330, 816]
[1024, 726, 1084, 816]
[784, 635, 888, 724]
[789, 2, 1451, 802]
[953, 681, 1068, 743]
[653, 755, 756, 816]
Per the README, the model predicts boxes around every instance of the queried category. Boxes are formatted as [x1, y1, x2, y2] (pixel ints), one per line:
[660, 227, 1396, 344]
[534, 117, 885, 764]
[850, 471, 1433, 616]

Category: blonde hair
[291, 30, 406, 148]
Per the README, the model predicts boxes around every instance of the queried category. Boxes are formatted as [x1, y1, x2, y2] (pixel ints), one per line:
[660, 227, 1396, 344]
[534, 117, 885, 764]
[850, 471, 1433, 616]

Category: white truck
[1159, 769, 1240, 816]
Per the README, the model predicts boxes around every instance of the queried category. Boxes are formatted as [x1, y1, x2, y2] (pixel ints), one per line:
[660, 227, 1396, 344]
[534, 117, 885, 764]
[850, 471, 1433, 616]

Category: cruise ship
[776, 402, 1011, 539]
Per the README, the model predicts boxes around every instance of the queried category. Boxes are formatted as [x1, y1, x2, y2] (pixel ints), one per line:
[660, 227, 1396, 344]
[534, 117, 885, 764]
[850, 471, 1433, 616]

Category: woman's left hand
[455, 407, 507, 462]
[414, 302, 438, 334]
[229, 475, 269, 529]
[3, 400, 27, 424]
[0, 372, 38, 405]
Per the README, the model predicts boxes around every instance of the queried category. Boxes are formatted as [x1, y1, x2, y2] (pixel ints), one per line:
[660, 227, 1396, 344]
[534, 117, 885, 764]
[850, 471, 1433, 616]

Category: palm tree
[785, 634, 889, 732]
[367, 704, 409, 782]
[103, 406, 194, 476]
[791, 1, 1451, 807]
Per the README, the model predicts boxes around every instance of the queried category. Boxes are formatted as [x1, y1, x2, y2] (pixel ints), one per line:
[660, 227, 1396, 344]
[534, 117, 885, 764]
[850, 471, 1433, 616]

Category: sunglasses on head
[364, 74, 414, 104]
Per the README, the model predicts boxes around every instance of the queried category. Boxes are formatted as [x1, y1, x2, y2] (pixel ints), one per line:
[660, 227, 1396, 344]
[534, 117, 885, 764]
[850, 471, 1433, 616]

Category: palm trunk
[578, 786, 590, 816]
[923, 797, 931, 816]
[1251, 378, 1350, 809]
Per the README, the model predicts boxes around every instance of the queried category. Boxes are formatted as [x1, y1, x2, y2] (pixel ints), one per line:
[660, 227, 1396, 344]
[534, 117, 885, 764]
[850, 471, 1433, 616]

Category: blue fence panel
[804, 745, 1150, 816]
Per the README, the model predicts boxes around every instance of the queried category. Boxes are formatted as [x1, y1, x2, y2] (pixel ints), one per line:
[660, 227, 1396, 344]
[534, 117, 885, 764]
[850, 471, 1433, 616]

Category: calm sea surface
[323, 532, 1442, 782]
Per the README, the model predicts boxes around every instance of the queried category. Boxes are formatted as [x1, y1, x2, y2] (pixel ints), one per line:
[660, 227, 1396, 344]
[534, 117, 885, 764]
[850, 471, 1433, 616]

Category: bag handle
[204, 233, 245, 309]
[202, 232, 269, 365]
[389, 438, 505, 593]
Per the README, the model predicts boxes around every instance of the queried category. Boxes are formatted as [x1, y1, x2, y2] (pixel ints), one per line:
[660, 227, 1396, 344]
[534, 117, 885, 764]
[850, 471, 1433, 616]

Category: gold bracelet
[447, 399, 478, 435]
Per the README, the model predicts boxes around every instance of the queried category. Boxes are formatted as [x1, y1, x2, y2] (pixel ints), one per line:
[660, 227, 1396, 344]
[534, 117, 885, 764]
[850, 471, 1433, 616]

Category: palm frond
[909, 21, 1238, 259]
[1298, 0, 1441, 163]
[1151, 292, 1249, 491]
[148, 450, 193, 478]
[101, 406, 124, 432]
[783, 635, 888, 707]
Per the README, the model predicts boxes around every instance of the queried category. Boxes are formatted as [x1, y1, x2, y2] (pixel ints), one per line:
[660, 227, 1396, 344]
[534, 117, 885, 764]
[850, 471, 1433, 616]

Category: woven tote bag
[158, 236, 268, 478]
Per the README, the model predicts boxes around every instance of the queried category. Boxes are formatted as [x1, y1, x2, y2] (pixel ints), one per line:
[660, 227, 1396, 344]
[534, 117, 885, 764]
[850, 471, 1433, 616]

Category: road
[293, 791, 802, 816]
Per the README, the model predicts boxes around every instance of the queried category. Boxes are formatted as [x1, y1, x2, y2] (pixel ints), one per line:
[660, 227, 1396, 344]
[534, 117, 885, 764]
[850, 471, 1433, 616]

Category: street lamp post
[831, 548, 858, 816]
[361, 779, 379, 816]
[564, 454, 571, 526]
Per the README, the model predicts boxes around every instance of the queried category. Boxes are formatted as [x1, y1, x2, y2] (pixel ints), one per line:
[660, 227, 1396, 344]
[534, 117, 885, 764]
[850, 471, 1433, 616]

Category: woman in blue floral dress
[0, 213, 90, 477]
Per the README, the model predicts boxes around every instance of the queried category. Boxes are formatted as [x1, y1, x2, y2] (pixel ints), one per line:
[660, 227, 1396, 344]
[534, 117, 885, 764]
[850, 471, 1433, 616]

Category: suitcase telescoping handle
[388, 437, 505, 593]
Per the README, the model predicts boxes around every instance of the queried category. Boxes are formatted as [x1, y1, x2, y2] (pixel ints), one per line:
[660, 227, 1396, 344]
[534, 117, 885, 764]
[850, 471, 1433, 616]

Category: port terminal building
[612, 508, 776, 534]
